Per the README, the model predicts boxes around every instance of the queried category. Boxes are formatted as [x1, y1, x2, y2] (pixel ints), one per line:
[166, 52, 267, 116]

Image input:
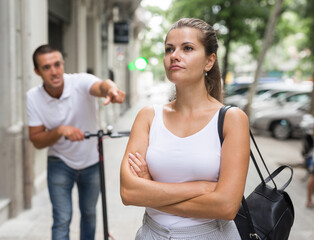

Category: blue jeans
[47, 156, 100, 240]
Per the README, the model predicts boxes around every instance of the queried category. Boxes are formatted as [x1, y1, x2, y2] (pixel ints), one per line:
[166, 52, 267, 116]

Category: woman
[120, 18, 250, 239]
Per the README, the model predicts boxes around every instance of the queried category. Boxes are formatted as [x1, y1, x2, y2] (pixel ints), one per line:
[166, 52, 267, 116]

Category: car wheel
[271, 120, 291, 140]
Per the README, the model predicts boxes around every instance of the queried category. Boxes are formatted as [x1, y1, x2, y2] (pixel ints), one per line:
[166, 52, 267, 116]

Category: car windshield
[256, 89, 271, 96]
[286, 93, 310, 103]
[233, 87, 249, 95]
[256, 90, 288, 101]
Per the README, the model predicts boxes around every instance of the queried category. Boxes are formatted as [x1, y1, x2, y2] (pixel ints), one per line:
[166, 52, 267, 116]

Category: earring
[205, 72, 208, 77]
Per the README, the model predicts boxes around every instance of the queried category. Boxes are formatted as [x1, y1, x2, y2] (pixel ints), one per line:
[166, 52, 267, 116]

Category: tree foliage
[139, 6, 170, 81]
[301, 0, 314, 114]
[166, 0, 273, 82]
[140, 0, 314, 86]
[303, 0, 314, 60]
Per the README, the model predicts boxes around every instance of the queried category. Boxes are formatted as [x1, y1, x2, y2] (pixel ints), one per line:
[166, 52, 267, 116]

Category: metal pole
[83, 127, 130, 240]
[97, 130, 109, 240]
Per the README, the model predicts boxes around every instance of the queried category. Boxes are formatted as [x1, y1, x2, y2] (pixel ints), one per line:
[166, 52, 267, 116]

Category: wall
[0, 0, 144, 224]
[27, 0, 49, 196]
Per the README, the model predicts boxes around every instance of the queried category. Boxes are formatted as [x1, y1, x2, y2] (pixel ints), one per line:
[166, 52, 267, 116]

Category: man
[26, 44, 125, 240]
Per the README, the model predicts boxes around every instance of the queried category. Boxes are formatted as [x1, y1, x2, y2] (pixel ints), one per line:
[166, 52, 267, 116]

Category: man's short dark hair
[33, 44, 61, 70]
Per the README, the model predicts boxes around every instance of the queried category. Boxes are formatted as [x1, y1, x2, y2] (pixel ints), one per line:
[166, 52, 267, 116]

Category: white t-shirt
[26, 73, 101, 170]
[145, 105, 221, 227]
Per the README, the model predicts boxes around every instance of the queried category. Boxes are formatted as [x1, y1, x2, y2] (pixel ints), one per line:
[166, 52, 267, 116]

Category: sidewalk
[0, 85, 313, 240]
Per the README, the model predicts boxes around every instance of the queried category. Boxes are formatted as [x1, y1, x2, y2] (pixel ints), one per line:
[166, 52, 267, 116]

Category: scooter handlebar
[83, 130, 130, 139]
[108, 131, 131, 138]
[65, 127, 130, 140]
[84, 131, 98, 139]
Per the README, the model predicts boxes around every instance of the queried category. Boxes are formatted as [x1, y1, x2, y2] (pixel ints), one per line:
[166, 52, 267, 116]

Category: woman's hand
[128, 152, 152, 180]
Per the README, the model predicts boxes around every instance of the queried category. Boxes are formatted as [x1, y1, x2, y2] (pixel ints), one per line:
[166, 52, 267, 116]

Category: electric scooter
[84, 126, 130, 240]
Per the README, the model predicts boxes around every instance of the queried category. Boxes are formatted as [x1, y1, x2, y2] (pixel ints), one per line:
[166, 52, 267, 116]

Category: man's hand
[58, 126, 85, 141]
[103, 87, 125, 105]
[90, 79, 126, 105]
[29, 125, 84, 149]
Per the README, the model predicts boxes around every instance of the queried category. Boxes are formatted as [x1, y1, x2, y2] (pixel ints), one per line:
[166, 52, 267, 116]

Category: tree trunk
[222, 3, 234, 87]
[222, 33, 231, 87]
[245, 0, 284, 118]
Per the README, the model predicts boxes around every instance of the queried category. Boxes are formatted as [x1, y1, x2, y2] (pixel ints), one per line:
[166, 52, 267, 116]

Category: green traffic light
[128, 62, 135, 71]
[134, 57, 148, 71]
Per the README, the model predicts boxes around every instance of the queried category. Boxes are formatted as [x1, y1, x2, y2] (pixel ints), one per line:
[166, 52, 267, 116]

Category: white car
[224, 83, 283, 110]
[250, 90, 311, 117]
[250, 102, 309, 140]
[223, 82, 308, 110]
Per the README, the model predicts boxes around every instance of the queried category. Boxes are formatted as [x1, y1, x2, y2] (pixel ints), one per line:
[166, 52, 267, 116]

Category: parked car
[250, 102, 309, 140]
[250, 89, 311, 116]
[225, 82, 311, 111]
[224, 83, 283, 110]
[224, 83, 251, 98]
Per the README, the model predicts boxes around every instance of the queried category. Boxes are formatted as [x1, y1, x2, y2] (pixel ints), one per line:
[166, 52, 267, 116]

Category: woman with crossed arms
[120, 18, 250, 239]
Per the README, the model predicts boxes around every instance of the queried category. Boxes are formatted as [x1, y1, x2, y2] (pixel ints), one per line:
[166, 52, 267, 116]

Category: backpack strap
[217, 105, 257, 238]
[218, 105, 232, 145]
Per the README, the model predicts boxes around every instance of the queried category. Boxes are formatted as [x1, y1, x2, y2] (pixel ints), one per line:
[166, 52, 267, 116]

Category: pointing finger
[103, 96, 111, 105]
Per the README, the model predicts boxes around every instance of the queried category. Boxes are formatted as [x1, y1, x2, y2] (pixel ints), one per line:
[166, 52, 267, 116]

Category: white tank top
[145, 105, 221, 227]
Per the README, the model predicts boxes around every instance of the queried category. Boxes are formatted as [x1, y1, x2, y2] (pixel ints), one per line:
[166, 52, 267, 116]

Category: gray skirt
[135, 212, 241, 240]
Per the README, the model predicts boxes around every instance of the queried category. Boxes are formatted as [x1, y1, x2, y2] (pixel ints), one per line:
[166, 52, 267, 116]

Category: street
[0, 83, 313, 239]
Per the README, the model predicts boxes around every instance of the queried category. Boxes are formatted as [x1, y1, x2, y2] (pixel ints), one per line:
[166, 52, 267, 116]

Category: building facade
[0, 0, 144, 224]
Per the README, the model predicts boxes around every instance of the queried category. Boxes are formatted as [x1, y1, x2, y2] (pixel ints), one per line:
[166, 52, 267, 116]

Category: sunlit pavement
[0, 82, 313, 239]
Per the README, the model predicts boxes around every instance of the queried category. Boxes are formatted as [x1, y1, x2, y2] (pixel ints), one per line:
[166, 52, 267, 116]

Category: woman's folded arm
[120, 106, 218, 207]
[154, 108, 250, 220]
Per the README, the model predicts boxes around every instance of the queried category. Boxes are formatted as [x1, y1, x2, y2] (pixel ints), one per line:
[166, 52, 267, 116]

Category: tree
[140, 6, 171, 81]
[275, 0, 314, 114]
[303, 0, 314, 115]
[246, 0, 285, 118]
